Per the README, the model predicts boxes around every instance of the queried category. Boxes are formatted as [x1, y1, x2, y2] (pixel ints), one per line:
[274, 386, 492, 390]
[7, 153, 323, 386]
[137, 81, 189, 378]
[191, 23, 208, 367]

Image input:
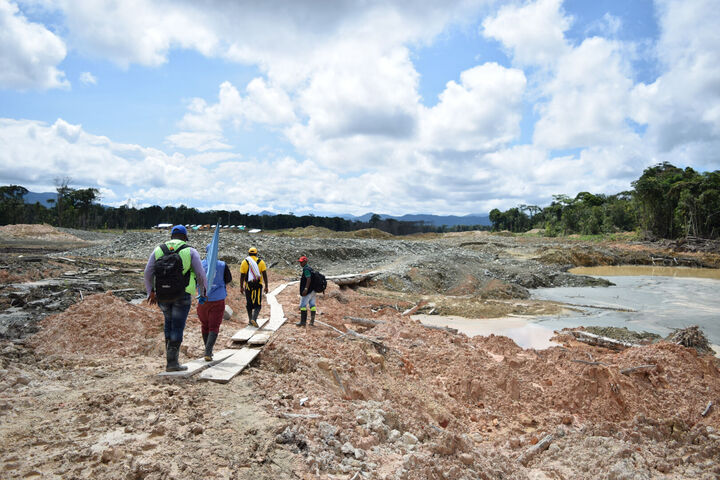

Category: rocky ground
[1, 224, 719, 479]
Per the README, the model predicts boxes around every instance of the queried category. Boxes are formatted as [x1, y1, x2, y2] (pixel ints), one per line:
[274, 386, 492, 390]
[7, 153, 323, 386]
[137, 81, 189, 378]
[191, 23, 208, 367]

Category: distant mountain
[23, 191, 56, 207]
[19, 191, 490, 226]
[340, 212, 491, 227]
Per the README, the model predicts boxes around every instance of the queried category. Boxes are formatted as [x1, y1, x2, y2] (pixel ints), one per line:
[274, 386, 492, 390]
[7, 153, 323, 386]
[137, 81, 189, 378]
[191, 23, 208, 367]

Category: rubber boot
[247, 307, 258, 328]
[309, 310, 316, 326]
[166, 341, 188, 372]
[296, 310, 307, 327]
[202, 332, 208, 348]
[204, 332, 218, 361]
[252, 307, 261, 324]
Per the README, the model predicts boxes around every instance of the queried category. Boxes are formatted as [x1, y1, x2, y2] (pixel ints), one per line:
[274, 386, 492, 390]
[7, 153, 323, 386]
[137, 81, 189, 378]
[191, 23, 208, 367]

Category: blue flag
[203, 223, 220, 299]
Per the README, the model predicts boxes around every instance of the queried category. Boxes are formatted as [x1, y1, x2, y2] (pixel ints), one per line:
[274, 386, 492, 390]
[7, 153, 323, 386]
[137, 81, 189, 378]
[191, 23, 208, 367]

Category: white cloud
[534, 37, 636, 149]
[79, 71, 96, 85]
[630, 0, 720, 159]
[420, 62, 526, 151]
[482, 0, 570, 67]
[0, 0, 68, 90]
[177, 79, 295, 143]
[165, 132, 231, 152]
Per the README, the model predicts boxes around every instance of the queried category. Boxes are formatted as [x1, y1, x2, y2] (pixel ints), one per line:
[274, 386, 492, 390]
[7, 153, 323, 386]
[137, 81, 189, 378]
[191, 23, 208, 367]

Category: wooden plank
[269, 283, 289, 296]
[199, 347, 260, 383]
[156, 349, 236, 378]
[231, 317, 269, 342]
[247, 333, 271, 345]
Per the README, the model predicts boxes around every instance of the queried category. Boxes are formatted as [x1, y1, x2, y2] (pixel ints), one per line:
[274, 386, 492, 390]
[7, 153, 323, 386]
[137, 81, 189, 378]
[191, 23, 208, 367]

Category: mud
[1, 224, 719, 479]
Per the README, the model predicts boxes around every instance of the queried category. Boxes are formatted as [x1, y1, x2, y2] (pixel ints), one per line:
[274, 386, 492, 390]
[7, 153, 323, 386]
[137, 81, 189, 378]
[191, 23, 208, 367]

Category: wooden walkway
[156, 283, 289, 382]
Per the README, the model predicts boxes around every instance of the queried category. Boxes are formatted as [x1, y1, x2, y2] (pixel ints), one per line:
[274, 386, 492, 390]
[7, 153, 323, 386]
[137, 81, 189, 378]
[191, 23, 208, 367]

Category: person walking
[296, 255, 316, 327]
[144, 225, 207, 372]
[239, 247, 268, 328]
[198, 244, 232, 361]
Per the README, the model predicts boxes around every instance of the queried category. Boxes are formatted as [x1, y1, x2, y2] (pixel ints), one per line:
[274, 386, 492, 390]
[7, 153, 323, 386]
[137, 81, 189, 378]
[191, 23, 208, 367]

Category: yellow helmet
[248, 247, 258, 254]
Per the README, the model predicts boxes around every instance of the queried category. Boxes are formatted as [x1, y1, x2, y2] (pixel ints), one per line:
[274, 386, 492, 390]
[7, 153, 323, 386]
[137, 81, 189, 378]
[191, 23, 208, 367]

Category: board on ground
[230, 317, 269, 342]
[156, 349, 236, 378]
[199, 347, 260, 383]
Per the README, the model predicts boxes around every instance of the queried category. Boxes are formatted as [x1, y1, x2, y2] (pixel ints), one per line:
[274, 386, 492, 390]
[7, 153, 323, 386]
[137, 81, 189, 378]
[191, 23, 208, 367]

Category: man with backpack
[198, 243, 232, 361]
[144, 225, 207, 372]
[239, 247, 268, 328]
[296, 255, 325, 327]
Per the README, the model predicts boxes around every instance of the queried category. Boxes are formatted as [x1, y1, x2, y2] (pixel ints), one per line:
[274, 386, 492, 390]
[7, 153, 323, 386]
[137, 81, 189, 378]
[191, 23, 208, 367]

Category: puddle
[569, 265, 720, 280]
[532, 274, 720, 353]
[412, 314, 559, 350]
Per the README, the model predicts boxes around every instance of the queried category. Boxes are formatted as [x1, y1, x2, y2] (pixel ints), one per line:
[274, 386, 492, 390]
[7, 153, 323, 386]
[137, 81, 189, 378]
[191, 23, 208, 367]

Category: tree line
[1, 181, 468, 235]
[488, 163, 720, 239]
[4, 163, 717, 238]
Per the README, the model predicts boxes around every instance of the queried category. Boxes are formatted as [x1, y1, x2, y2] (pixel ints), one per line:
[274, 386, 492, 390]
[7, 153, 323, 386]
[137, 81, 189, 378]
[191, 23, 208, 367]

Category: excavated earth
[1, 224, 719, 479]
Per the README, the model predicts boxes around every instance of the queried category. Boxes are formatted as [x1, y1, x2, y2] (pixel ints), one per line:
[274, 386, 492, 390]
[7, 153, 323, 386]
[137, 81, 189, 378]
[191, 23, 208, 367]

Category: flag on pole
[203, 222, 220, 299]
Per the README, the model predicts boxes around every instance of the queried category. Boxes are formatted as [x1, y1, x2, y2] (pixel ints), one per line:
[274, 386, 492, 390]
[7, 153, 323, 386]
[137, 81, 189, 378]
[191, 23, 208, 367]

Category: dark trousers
[159, 293, 192, 344]
[245, 283, 263, 310]
[197, 299, 225, 334]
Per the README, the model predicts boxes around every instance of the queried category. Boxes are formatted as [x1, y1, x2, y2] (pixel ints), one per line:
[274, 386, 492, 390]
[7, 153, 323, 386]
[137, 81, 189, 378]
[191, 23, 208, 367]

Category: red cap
[298, 256, 308, 262]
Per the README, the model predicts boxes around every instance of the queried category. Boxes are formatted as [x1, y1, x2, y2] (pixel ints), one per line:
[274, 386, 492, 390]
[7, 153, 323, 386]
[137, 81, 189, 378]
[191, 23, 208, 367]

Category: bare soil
[1, 225, 719, 479]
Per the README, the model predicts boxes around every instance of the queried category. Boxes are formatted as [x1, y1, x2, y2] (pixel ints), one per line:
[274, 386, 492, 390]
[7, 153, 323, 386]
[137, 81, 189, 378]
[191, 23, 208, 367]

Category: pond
[416, 266, 720, 354]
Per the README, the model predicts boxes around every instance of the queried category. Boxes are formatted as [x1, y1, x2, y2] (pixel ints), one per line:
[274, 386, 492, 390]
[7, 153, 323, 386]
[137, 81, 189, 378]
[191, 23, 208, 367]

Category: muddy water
[569, 265, 720, 280]
[416, 266, 720, 353]
[531, 267, 720, 350]
[412, 314, 560, 350]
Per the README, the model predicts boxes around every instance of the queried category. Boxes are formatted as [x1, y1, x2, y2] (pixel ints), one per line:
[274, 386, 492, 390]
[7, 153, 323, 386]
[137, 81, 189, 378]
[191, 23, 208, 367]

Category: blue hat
[171, 225, 187, 235]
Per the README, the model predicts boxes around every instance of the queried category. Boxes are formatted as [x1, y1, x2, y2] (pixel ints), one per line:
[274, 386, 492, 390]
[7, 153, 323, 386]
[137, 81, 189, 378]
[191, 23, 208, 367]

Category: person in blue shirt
[198, 244, 233, 361]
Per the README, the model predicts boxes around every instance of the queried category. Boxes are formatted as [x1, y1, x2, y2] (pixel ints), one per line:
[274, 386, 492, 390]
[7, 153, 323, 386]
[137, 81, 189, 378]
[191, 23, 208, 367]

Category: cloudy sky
[1, 0, 719, 216]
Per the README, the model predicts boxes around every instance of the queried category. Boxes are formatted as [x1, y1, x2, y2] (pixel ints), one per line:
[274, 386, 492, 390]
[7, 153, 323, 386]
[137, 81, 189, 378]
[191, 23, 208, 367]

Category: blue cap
[171, 225, 187, 235]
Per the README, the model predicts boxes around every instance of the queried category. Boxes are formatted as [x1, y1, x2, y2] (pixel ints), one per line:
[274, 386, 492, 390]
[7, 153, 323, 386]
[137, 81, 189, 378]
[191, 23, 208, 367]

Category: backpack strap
[159, 243, 189, 256]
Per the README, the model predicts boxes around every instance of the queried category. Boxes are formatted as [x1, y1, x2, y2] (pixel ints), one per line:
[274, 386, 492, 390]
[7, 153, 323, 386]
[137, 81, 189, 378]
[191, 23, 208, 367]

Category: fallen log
[569, 331, 639, 350]
[315, 319, 392, 355]
[517, 434, 553, 466]
[620, 364, 656, 375]
[328, 272, 379, 287]
[571, 359, 608, 366]
[421, 324, 459, 335]
[343, 316, 385, 327]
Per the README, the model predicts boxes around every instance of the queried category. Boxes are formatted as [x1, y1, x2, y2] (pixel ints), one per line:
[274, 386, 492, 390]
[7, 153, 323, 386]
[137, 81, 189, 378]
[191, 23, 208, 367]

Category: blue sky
[1, 0, 718, 216]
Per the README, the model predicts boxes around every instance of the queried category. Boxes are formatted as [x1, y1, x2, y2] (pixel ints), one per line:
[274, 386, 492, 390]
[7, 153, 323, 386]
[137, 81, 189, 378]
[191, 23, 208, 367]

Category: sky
[1, 0, 719, 216]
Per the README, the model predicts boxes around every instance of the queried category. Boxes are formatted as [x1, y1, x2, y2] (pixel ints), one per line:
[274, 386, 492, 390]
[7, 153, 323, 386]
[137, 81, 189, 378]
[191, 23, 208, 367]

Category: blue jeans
[159, 293, 192, 344]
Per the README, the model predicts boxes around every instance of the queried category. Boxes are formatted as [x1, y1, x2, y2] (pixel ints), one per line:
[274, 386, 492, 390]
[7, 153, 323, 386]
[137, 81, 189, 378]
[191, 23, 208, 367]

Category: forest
[489, 163, 720, 239]
[0, 182, 443, 235]
[2, 163, 718, 238]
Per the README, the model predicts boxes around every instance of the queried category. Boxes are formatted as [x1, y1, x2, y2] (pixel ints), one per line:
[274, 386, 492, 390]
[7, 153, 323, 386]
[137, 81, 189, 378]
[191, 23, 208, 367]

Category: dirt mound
[0, 223, 84, 243]
[346, 228, 394, 239]
[28, 292, 161, 356]
[254, 283, 720, 477]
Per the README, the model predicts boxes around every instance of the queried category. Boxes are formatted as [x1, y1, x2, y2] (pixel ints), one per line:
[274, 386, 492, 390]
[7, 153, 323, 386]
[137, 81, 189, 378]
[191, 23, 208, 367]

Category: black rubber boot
[247, 307, 258, 327]
[166, 341, 188, 372]
[252, 306, 261, 323]
[309, 310, 316, 326]
[296, 310, 307, 327]
[202, 332, 208, 348]
[204, 332, 218, 361]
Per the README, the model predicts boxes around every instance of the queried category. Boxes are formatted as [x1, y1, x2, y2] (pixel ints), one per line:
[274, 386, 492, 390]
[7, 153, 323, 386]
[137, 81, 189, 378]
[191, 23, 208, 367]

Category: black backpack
[154, 243, 190, 302]
[310, 268, 327, 293]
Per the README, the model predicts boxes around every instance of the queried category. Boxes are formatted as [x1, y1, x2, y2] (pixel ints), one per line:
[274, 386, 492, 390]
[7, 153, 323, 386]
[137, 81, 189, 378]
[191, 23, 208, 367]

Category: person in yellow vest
[144, 225, 207, 372]
[239, 247, 268, 327]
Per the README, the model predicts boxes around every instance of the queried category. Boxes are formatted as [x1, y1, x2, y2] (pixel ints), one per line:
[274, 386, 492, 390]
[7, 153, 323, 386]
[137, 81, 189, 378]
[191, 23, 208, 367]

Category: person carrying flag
[198, 243, 233, 361]
[239, 247, 268, 327]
